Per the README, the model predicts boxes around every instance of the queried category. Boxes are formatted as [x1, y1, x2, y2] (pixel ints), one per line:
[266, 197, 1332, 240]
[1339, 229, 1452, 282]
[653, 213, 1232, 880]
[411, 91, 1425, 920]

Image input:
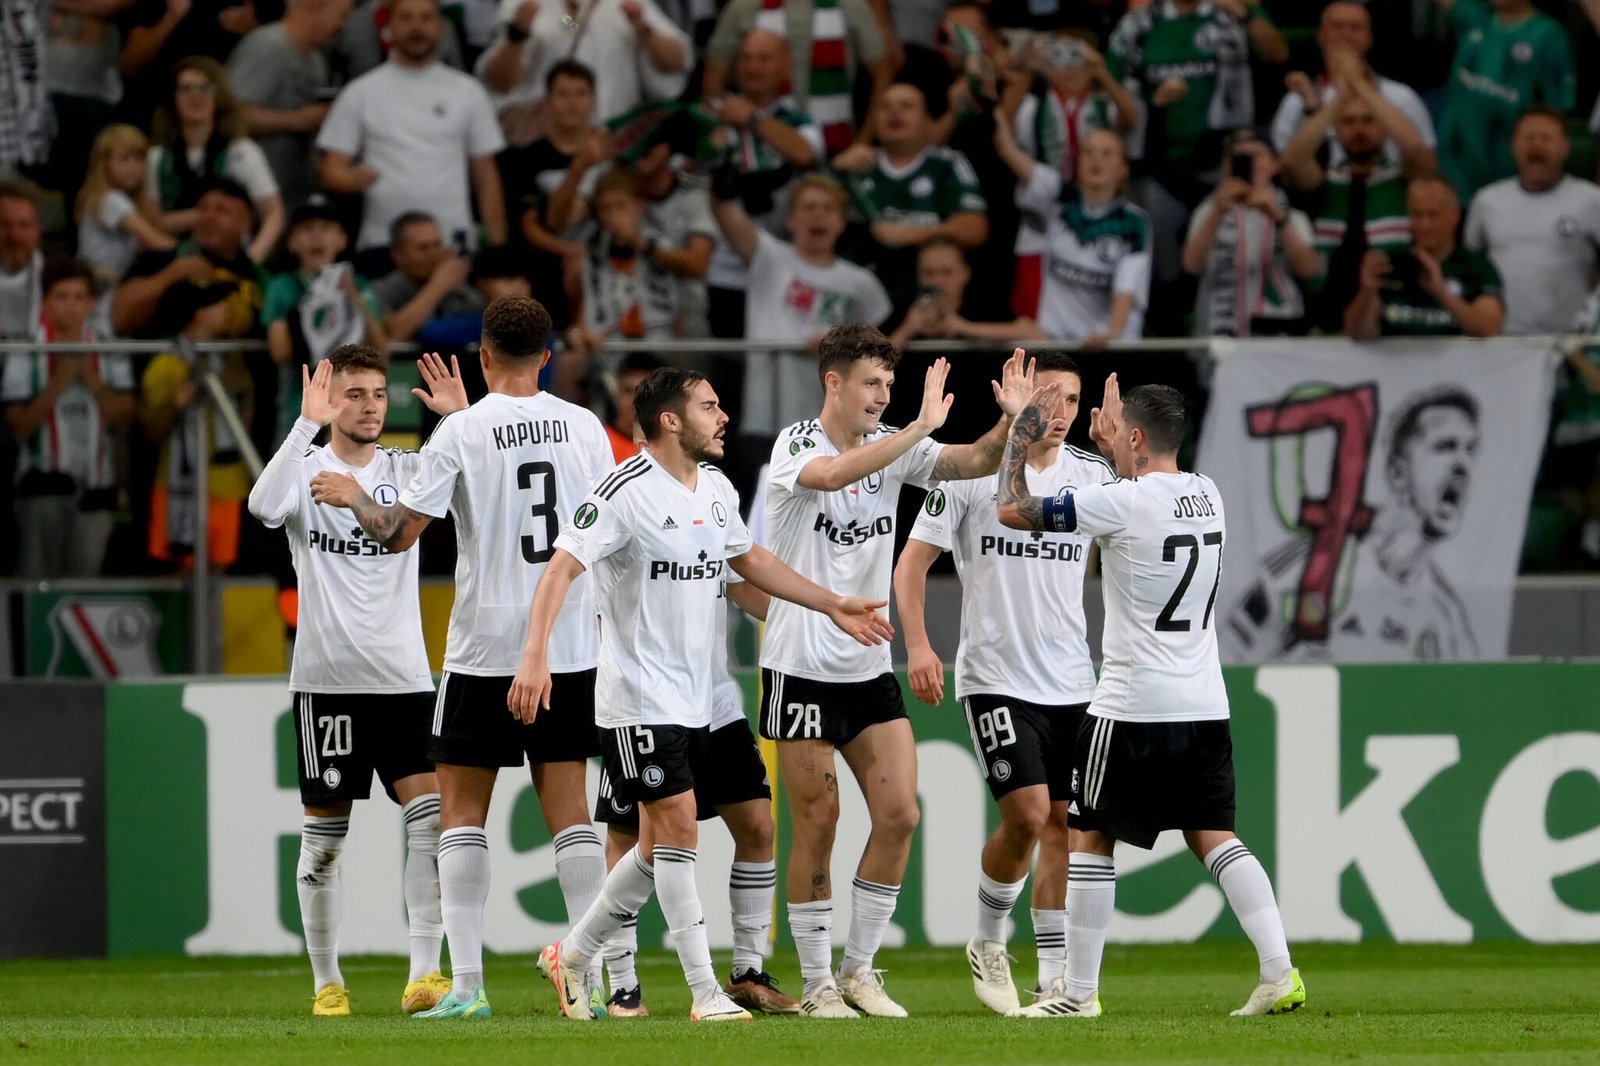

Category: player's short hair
[545, 59, 595, 92]
[1388, 387, 1479, 461]
[481, 296, 552, 362]
[41, 256, 98, 297]
[328, 343, 388, 376]
[635, 366, 708, 441]
[1030, 349, 1080, 377]
[817, 323, 899, 386]
[1121, 384, 1187, 455]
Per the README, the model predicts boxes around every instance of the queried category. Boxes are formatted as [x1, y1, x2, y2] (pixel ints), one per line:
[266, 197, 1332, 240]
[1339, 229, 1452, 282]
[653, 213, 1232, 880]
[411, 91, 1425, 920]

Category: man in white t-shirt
[894, 351, 1116, 1017]
[761, 328, 1033, 1018]
[249, 346, 466, 1016]
[1269, 2, 1435, 170]
[1464, 106, 1600, 335]
[712, 173, 892, 439]
[309, 298, 614, 1020]
[510, 367, 891, 1022]
[317, 0, 508, 253]
[995, 374, 1303, 1020]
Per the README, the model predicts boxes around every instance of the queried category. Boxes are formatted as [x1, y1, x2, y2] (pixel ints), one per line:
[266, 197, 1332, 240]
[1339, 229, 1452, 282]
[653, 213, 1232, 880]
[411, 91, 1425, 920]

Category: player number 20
[516, 461, 559, 564]
[317, 715, 353, 757]
[976, 706, 1015, 753]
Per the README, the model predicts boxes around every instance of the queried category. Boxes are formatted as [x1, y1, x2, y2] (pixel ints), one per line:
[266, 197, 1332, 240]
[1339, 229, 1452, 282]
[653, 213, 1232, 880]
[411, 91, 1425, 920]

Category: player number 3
[517, 461, 559, 564]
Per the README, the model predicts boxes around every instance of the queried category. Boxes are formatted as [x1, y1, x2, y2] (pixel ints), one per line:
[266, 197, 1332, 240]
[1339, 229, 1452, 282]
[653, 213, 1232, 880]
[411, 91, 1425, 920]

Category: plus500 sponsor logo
[814, 513, 893, 546]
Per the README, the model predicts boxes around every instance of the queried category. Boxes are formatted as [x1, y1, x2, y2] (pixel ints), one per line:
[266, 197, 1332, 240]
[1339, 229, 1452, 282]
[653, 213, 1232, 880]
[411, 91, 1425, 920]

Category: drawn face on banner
[1385, 392, 1481, 543]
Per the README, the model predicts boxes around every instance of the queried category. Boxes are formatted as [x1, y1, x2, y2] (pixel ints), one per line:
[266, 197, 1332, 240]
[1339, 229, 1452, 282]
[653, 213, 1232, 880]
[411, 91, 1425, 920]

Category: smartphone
[1230, 152, 1254, 183]
[1386, 250, 1422, 289]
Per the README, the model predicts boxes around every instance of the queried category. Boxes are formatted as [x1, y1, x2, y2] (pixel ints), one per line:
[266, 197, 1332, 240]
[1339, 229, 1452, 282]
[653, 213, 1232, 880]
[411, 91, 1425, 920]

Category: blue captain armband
[1042, 491, 1076, 533]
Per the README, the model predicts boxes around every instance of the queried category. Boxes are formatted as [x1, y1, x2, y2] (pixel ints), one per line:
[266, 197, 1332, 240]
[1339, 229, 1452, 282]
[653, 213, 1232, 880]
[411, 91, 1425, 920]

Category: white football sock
[653, 845, 717, 1002]
[297, 814, 348, 993]
[567, 846, 655, 964]
[729, 860, 776, 976]
[976, 870, 1026, 945]
[1063, 853, 1114, 1002]
[839, 877, 900, 978]
[437, 826, 489, 995]
[603, 914, 640, 993]
[401, 794, 442, 982]
[1032, 907, 1067, 989]
[787, 900, 834, 994]
[1206, 840, 1292, 981]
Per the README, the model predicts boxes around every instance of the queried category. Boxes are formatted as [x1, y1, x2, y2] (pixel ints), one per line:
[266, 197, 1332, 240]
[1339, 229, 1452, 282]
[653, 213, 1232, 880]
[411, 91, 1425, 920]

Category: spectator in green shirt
[1344, 176, 1505, 339]
[1105, 0, 1287, 333]
[1436, 0, 1576, 199]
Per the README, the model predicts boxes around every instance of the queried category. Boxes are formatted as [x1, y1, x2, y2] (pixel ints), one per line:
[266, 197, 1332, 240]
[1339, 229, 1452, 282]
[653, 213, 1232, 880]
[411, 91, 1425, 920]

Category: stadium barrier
[6, 661, 1595, 959]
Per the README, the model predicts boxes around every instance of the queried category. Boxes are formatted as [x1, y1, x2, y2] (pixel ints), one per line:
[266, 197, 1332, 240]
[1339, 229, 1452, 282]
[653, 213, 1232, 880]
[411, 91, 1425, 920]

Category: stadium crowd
[5, 0, 1600, 579]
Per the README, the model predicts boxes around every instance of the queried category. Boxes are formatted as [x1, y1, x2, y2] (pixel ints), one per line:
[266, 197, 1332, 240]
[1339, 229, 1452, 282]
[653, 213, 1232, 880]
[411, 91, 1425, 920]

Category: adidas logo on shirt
[662, 516, 678, 530]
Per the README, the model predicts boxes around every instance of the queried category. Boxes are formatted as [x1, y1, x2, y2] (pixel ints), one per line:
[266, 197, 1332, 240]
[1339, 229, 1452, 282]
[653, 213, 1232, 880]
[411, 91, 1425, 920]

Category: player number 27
[1155, 531, 1223, 632]
[516, 461, 559, 564]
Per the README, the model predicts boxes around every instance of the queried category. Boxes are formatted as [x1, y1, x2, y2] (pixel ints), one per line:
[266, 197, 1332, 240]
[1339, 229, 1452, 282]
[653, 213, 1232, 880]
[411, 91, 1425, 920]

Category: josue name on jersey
[492, 419, 571, 451]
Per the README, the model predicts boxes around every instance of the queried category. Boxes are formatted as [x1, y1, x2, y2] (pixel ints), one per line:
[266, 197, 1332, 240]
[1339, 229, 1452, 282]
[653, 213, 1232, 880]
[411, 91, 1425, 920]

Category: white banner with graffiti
[1197, 337, 1557, 663]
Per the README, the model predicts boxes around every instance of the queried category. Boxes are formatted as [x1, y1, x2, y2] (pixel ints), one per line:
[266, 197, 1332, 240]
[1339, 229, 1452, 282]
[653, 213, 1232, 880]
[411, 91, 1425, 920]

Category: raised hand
[826, 596, 895, 647]
[301, 360, 349, 427]
[1009, 382, 1063, 448]
[412, 351, 469, 415]
[1089, 371, 1122, 454]
[915, 357, 955, 433]
[991, 346, 1037, 417]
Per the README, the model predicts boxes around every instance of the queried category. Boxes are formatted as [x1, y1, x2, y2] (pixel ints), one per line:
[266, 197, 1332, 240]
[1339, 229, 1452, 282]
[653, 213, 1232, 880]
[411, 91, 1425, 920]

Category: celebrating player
[760, 326, 1033, 1018]
[514, 368, 893, 1022]
[593, 566, 797, 1018]
[247, 345, 467, 1015]
[995, 374, 1305, 1018]
[310, 298, 615, 1019]
[893, 350, 1115, 1015]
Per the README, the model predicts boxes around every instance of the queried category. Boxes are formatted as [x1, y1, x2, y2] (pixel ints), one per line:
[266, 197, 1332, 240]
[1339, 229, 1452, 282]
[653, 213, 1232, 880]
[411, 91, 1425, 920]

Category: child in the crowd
[76, 125, 177, 288]
[1, 257, 135, 577]
[141, 281, 255, 572]
[264, 198, 386, 437]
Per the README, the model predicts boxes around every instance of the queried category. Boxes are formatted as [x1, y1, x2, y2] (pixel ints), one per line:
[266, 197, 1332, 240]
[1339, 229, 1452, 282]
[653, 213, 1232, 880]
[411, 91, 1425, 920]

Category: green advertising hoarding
[103, 663, 1600, 957]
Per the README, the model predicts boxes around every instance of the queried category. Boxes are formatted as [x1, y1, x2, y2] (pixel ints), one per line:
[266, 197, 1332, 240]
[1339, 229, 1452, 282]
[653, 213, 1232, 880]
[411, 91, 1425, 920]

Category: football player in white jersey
[248, 345, 467, 1016]
[592, 566, 798, 1018]
[893, 350, 1116, 1015]
[996, 374, 1305, 1019]
[761, 324, 1034, 1018]
[512, 368, 892, 1022]
[310, 298, 615, 1020]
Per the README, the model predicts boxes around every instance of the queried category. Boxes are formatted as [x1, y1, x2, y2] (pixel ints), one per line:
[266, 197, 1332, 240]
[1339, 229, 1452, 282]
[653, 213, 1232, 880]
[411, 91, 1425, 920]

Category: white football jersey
[555, 452, 754, 729]
[1073, 471, 1229, 722]
[761, 420, 944, 682]
[248, 417, 433, 694]
[711, 571, 749, 730]
[911, 444, 1115, 704]
[402, 391, 612, 676]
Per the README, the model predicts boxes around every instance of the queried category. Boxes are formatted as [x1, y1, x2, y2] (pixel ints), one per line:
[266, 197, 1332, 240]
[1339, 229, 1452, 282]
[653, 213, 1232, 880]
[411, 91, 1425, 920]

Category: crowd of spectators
[5, 0, 1600, 578]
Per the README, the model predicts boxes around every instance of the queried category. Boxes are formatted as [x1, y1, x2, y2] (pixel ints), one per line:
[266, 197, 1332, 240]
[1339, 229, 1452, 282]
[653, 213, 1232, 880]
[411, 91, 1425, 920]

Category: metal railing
[0, 331, 1590, 672]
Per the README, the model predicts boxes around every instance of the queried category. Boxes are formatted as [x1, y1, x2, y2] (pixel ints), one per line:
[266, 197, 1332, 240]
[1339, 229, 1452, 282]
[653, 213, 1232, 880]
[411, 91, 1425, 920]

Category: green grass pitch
[4, 944, 1599, 1065]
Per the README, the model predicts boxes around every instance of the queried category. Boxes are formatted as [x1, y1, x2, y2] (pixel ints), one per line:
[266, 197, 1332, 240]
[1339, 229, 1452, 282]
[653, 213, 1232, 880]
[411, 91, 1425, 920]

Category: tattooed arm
[308, 471, 434, 552]
[996, 383, 1067, 531]
[925, 348, 1036, 481]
